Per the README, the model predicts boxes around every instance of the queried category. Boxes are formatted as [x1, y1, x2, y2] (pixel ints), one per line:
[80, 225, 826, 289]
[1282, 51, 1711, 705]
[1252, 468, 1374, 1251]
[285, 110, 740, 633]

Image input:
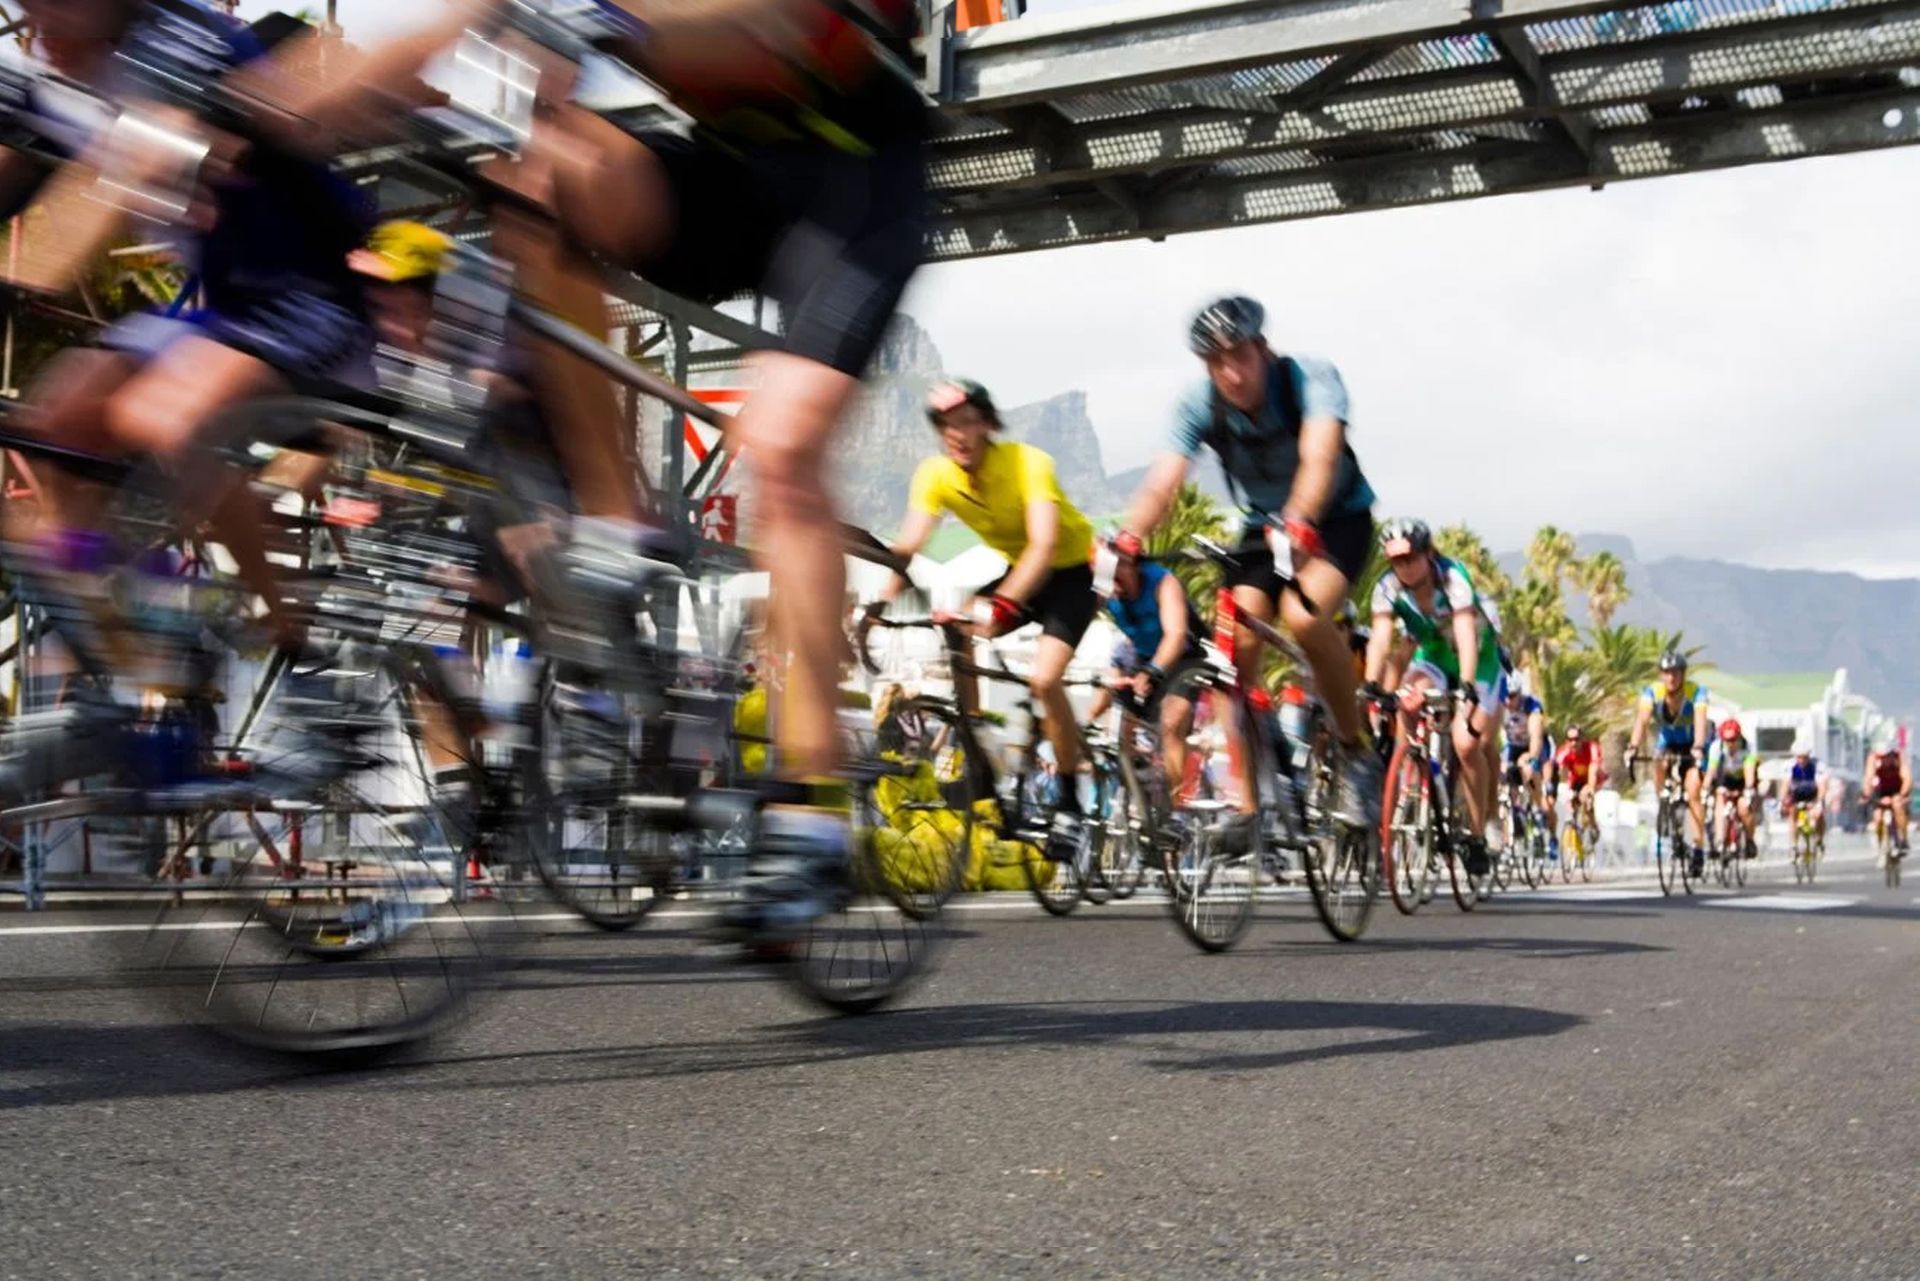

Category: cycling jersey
[10, 1, 372, 380]
[1103, 562, 1201, 666]
[907, 441, 1094, 570]
[1371, 555, 1502, 689]
[1557, 739, 1598, 783]
[1168, 355, 1376, 525]
[1641, 680, 1705, 752]
[1502, 696, 1551, 763]
[1870, 752, 1905, 795]
[1706, 739, 1757, 785]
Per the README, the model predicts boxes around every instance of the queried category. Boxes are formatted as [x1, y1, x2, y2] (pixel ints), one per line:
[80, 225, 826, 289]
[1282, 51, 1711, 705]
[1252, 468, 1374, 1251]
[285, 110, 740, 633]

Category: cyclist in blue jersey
[1784, 742, 1828, 843]
[1501, 679, 1553, 847]
[1089, 543, 1203, 786]
[1117, 296, 1379, 826]
[1627, 648, 1711, 870]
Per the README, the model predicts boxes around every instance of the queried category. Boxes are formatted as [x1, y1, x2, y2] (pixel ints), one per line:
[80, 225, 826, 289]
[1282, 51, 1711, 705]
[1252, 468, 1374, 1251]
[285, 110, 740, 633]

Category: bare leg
[1026, 635, 1080, 789]
[1282, 556, 1360, 745]
[732, 352, 860, 781]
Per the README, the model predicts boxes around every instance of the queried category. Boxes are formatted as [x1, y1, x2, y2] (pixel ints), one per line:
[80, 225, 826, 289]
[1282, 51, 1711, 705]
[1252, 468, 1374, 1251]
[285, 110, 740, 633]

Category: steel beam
[926, 87, 1920, 254]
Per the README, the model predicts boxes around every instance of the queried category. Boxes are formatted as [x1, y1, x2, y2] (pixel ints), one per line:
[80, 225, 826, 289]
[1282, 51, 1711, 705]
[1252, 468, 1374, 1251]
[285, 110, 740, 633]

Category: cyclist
[490, 0, 929, 936]
[1500, 678, 1552, 843]
[1088, 545, 1204, 788]
[1863, 739, 1910, 856]
[1627, 649, 1710, 875]
[868, 379, 1099, 851]
[1364, 518, 1504, 874]
[1783, 741, 1827, 846]
[1555, 722, 1601, 833]
[1116, 296, 1379, 824]
[1704, 718, 1760, 855]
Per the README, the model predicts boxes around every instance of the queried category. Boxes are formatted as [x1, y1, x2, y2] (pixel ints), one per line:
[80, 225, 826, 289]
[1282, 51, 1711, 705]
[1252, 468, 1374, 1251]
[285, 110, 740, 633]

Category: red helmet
[1719, 719, 1742, 742]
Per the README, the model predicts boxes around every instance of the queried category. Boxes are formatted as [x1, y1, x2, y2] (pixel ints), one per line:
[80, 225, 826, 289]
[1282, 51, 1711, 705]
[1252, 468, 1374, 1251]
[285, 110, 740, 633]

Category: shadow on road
[0, 992, 1586, 1110]
[1258, 932, 1667, 960]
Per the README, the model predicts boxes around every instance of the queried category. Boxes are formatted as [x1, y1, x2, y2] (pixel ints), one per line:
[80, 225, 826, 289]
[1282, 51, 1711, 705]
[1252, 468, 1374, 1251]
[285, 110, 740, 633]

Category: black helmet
[925, 377, 999, 426]
[1379, 517, 1432, 557]
[1658, 647, 1688, 672]
[1188, 296, 1265, 355]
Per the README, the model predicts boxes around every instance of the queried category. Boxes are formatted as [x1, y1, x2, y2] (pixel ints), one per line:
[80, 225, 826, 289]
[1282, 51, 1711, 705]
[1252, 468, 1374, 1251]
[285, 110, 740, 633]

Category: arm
[1694, 699, 1710, 754]
[1282, 415, 1345, 527]
[1528, 710, 1546, 760]
[1363, 613, 1394, 686]
[1450, 608, 1480, 700]
[995, 498, 1059, 607]
[1627, 700, 1650, 755]
[875, 508, 938, 607]
[1148, 573, 1190, 674]
[1120, 453, 1190, 543]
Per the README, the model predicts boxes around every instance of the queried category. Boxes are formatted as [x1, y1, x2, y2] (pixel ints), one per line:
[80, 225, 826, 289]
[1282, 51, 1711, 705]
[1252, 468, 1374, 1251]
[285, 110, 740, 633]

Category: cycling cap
[1720, 719, 1743, 742]
[349, 220, 454, 284]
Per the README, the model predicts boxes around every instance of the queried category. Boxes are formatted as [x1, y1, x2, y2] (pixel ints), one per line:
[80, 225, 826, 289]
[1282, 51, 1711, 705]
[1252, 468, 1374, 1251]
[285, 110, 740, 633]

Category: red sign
[700, 495, 738, 545]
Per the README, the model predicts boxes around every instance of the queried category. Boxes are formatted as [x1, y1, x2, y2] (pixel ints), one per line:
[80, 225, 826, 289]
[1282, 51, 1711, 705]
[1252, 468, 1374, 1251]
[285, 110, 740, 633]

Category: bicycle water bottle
[481, 640, 535, 768]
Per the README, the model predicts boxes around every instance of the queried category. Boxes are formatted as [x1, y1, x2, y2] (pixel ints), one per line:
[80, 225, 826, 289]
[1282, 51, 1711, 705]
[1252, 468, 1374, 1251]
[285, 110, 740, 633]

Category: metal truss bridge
[919, 0, 1920, 256]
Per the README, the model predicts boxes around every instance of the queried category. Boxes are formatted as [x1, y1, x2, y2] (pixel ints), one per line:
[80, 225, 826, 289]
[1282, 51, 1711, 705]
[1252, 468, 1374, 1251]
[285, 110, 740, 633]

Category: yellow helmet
[349, 220, 454, 284]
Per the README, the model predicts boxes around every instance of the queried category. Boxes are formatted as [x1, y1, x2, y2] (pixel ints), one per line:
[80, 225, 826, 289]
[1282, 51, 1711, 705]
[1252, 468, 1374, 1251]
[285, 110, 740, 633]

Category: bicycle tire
[1559, 820, 1581, 884]
[136, 646, 511, 1060]
[1445, 786, 1485, 912]
[865, 697, 976, 920]
[1304, 821, 1379, 941]
[1656, 799, 1680, 896]
[1160, 669, 1259, 952]
[1382, 744, 1437, 915]
[1090, 753, 1151, 901]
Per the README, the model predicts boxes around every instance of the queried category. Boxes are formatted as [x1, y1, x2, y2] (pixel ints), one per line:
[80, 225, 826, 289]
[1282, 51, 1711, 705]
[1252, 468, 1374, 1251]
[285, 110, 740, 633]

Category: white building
[1701, 667, 1904, 788]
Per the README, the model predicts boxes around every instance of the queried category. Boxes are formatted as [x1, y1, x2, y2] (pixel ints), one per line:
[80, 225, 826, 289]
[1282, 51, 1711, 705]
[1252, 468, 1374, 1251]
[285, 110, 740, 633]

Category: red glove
[1283, 516, 1325, 561]
[1112, 530, 1145, 560]
[984, 593, 1028, 636]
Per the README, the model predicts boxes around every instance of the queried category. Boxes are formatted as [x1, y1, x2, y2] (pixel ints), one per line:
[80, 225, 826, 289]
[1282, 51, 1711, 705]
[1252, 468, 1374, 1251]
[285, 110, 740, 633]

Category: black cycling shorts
[1221, 510, 1374, 603]
[634, 130, 927, 377]
[982, 563, 1098, 648]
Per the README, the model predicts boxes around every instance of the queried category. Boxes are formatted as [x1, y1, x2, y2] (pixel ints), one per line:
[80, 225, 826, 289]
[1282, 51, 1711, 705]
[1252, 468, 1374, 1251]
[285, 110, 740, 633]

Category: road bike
[1637, 752, 1700, 897]
[1558, 788, 1600, 883]
[1789, 802, 1824, 884]
[1137, 533, 1379, 950]
[1705, 785, 1751, 889]
[1379, 686, 1489, 913]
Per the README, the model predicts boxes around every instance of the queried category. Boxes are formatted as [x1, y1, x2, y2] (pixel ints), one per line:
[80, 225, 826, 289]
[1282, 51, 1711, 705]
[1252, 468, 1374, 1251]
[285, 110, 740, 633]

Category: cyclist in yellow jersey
[866, 379, 1099, 846]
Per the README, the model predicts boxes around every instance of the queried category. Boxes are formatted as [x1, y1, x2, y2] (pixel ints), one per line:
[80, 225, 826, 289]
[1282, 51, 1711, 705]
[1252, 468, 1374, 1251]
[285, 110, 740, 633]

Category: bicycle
[1139, 534, 1379, 950]
[1789, 802, 1824, 884]
[1558, 793, 1600, 884]
[1379, 686, 1488, 913]
[1497, 772, 1554, 890]
[1636, 752, 1700, 897]
[1705, 786, 1750, 890]
[1868, 797, 1904, 888]
[857, 607, 1114, 917]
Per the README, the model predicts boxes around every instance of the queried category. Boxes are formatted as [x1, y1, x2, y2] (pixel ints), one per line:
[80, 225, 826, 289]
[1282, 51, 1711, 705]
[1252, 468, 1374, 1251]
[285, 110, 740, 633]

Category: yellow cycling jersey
[1641, 680, 1705, 727]
[907, 441, 1094, 570]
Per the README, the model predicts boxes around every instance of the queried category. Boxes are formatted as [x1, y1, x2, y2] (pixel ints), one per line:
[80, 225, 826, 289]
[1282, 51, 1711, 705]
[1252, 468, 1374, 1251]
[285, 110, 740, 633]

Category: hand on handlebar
[1281, 515, 1325, 561]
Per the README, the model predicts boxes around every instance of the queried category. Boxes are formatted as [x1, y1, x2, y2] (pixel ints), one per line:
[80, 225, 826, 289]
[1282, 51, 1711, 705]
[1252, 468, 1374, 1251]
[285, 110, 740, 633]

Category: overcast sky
[245, 0, 1920, 577]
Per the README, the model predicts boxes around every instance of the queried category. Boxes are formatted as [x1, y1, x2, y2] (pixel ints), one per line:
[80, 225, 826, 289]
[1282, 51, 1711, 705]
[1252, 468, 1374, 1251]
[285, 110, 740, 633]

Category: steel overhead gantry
[921, 0, 1920, 255]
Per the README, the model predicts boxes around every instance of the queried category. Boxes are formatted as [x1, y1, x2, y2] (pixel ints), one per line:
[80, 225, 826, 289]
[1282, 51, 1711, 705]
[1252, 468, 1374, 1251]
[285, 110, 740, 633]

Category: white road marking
[1703, 893, 1863, 912]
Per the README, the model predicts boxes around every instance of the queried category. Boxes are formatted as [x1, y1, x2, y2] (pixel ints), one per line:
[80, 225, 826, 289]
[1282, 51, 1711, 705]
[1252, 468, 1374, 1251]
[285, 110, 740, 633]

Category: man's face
[1567, 728, 1583, 746]
[936, 405, 994, 471]
[1388, 551, 1430, 589]
[1114, 558, 1142, 598]
[1662, 668, 1685, 693]
[1202, 339, 1268, 413]
[367, 281, 434, 353]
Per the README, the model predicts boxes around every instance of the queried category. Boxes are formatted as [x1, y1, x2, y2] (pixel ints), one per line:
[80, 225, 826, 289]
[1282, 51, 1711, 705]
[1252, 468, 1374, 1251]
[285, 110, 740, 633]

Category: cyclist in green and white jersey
[1364, 518, 1505, 875]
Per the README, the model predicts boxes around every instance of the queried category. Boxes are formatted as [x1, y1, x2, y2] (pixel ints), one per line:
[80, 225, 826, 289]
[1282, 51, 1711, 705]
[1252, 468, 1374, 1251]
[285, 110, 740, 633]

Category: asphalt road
[2, 845, 1915, 1280]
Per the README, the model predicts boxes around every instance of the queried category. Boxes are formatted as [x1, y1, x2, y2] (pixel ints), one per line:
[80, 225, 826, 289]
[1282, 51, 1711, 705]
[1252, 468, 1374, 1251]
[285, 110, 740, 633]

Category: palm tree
[1526, 525, 1579, 593]
[1573, 550, 1629, 629]
[1434, 524, 1511, 599]
[1147, 482, 1228, 605]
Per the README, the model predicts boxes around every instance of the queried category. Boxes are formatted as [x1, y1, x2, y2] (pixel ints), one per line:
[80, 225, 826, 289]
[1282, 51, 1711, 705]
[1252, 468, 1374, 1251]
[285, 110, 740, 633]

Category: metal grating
[1527, 0, 1890, 55]
[1550, 19, 1920, 104]
[1351, 32, 1503, 80]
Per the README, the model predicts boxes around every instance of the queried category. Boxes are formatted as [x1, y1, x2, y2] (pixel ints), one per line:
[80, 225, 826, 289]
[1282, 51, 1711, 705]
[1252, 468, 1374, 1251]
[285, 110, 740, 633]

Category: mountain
[832, 315, 1119, 532]
[1506, 535, 1920, 720]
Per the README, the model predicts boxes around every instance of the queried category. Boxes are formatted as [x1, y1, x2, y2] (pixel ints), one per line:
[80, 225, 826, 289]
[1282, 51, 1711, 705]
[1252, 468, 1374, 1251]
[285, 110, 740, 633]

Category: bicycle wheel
[1089, 754, 1151, 902]
[1445, 786, 1485, 912]
[1382, 745, 1436, 915]
[1887, 846, 1902, 889]
[1559, 820, 1582, 884]
[865, 697, 976, 920]
[790, 797, 948, 1015]
[136, 649, 511, 1059]
[1304, 820, 1379, 942]
[1791, 830, 1808, 884]
[1160, 670, 1259, 951]
[1656, 801, 1680, 896]
[1733, 836, 1748, 887]
[1580, 823, 1599, 881]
